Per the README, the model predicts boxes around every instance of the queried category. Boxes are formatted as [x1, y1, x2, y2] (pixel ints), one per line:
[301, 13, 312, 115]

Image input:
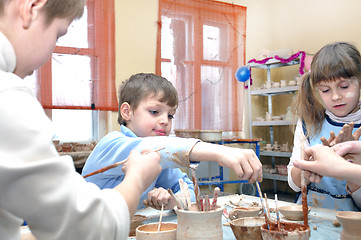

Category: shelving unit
[247, 59, 300, 192]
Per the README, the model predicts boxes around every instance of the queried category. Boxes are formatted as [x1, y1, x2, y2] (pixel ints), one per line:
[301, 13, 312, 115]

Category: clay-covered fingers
[352, 126, 361, 141]
[320, 137, 330, 146]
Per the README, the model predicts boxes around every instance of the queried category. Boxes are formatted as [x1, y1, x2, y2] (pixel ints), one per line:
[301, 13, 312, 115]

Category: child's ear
[19, 0, 48, 29]
[120, 102, 132, 121]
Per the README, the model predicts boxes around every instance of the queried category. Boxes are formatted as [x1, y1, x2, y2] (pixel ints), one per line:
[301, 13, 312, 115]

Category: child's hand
[143, 187, 175, 210]
[216, 146, 262, 183]
[321, 123, 361, 146]
[122, 150, 162, 192]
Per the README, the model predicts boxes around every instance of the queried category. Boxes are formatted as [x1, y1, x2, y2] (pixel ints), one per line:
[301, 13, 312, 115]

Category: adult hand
[293, 145, 346, 181]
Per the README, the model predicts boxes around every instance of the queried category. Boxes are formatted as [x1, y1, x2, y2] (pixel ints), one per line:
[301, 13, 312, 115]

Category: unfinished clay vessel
[229, 206, 262, 220]
[136, 222, 177, 240]
[336, 211, 361, 240]
[175, 203, 223, 240]
[261, 221, 310, 240]
[279, 205, 311, 221]
[230, 217, 264, 240]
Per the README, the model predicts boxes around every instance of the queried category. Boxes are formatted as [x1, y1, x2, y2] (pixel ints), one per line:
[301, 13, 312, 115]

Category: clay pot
[175, 203, 223, 240]
[279, 205, 311, 221]
[336, 211, 361, 240]
[174, 129, 200, 139]
[136, 222, 177, 240]
[229, 206, 262, 220]
[230, 217, 265, 240]
[199, 130, 222, 142]
[260, 221, 310, 240]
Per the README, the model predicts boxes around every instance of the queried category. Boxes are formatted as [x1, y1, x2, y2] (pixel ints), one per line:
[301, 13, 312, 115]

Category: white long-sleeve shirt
[0, 32, 130, 240]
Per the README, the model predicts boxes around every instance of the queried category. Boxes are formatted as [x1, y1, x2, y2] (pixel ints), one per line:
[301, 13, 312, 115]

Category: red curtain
[157, 0, 247, 132]
[32, 0, 117, 111]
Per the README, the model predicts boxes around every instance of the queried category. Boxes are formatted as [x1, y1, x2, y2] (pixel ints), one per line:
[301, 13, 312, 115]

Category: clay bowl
[129, 214, 147, 237]
[136, 222, 177, 240]
[279, 205, 311, 221]
[261, 221, 311, 240]
[229, 206, 262, 220]
[336, 211, 361, 240]
[174, 129, 200, 139]
[230, 217, 265, 240]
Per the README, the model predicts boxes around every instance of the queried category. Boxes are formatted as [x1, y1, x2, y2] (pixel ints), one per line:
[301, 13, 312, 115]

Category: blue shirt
[82, 125, 198, 208]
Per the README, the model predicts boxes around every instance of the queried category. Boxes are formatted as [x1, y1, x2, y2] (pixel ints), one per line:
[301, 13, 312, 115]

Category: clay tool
[299, 135, 309, 228]
[190, 164, 202, 211]
[200, 196, 204, 211]
[167, 189, 183, 210]
[83, 147, 165, 178]
[275, 194, 280, 231]
[211, 187, 220, 210]
[256, 182, 270, 229]
[205, 195, 210, 211]
[157, 204, 164, 232]
[179, 178, 191, 210]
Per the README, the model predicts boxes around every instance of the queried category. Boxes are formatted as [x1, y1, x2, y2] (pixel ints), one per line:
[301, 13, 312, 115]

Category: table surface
[131, 194, 343, 240]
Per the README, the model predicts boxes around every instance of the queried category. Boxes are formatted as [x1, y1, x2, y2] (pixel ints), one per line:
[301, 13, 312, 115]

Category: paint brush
[83, 147, 165, 178]
[256, 181, 270, 229]
[275, 194, 280, 231]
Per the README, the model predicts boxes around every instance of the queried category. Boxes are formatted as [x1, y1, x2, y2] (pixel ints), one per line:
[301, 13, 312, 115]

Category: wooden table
[130, 194, 343, 239]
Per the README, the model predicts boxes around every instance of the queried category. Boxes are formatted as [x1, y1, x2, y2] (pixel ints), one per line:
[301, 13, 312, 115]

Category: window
[24, 0, 116, 142]
[157, 0, 247, 133]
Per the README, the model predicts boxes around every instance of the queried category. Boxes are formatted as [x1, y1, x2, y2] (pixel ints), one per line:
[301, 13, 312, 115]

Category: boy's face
[6, 2, 72, 78]
[125, 95, 176, 137]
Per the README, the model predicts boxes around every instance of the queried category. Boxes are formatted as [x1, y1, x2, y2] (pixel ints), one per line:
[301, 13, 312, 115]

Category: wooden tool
[211, 187, 220, 210]
[167, 189, 183, 210]
[300, 135, 309, 228]
[157, 204, 164, 232]
[190, 164, 202, 211]
[83, 147, 165, 178]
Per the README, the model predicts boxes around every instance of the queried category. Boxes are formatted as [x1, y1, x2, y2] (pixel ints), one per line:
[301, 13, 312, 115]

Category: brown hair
[291, 42, 361, 138]
[117, 73, 179, 126]
[0, 0, 85, 25]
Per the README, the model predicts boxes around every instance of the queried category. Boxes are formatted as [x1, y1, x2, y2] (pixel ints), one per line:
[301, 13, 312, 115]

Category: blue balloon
[235, 66, 250, 82]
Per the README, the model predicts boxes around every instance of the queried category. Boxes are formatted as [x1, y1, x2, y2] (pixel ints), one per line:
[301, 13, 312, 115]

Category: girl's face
[126, 95, 176, 137]
[316, 78, 360, 117]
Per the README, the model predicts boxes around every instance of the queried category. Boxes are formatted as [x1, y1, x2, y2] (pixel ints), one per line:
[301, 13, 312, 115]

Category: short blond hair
[0, 0, 85, 25]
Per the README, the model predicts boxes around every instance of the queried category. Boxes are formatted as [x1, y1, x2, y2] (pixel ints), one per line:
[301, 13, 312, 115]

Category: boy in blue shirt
[82, 73, 263, 210]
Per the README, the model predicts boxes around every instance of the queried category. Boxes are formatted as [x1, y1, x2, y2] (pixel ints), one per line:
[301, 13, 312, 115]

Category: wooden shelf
[252, 120, 294, 126]
[250, 85, 299, 96]
[263, 173, 288, 181]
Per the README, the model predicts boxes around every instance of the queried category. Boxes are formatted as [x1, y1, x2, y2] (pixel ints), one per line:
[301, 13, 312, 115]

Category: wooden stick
[167, 189, 183, 210]
[211, 187, 220, 210]
[190, 165, 202, 211]
[299, 135, 309, 228]
[83, 147, 165, 178]
[157, 204, 164, 232]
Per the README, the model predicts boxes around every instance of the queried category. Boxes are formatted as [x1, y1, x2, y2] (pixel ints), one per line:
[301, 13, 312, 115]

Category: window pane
[56, 6, 88, 48]
[52, 109, 93, 142]
[161, 16, 174, 60]
[203, 21, 229, 61]
[52, 54, 92, 107]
